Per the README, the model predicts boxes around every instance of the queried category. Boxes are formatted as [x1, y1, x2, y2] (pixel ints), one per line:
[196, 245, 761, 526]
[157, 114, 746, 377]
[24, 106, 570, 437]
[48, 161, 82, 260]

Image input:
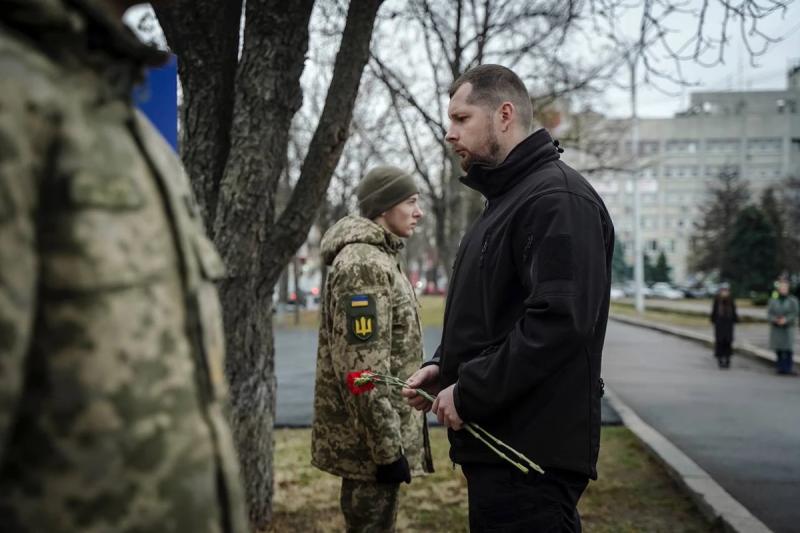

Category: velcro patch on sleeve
[538, 234, 573, 282]
[346, 294, 378, 344]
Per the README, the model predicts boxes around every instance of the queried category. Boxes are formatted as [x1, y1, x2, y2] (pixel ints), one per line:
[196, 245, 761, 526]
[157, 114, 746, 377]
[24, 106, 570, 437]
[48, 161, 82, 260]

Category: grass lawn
[418, 294, 446, 327]
[610, 303, 711, 329]
[677, 298, 757, 309]
[266, 426, 718, 533]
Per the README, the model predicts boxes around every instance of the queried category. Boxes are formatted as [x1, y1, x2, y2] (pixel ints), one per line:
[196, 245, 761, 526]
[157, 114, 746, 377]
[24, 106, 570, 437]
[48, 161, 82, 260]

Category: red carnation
[347, 370, 376, 395]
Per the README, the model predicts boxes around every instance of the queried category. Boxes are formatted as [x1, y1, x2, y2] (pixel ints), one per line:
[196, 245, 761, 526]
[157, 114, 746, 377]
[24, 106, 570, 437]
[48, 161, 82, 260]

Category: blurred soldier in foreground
[0, 1, 248, 531]
[312, 166, 433, 532]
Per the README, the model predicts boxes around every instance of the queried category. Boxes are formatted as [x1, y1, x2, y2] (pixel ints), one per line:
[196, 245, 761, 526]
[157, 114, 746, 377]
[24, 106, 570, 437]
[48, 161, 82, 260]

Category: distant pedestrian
[710, 284, 738, 368]
[311, 166, 433, 532]
[767, 279, 799, 375]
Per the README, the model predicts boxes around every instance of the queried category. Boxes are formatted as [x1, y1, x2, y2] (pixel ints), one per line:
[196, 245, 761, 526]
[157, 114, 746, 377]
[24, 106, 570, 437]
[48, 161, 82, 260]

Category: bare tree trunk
[155, 1, 242, 229]
[211, 3, 315, 527]
[157, 1, 382, 529]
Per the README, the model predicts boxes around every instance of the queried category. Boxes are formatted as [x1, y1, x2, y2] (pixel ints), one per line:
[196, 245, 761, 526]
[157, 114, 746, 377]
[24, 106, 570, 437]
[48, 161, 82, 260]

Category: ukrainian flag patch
[350, 295, 370, 308]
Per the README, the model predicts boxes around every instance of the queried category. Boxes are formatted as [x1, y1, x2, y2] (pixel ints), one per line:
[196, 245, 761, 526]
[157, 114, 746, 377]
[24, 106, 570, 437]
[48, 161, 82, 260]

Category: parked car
[680, 285, 708, 299]
[610, 285, 626, 300]
[622, 281, 652, 298]
[650, 282, 684, 300]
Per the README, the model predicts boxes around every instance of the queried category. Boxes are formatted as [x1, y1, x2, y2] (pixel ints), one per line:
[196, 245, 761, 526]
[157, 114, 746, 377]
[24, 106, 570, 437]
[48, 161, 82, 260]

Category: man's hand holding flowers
[401, 365, 441, 412]
[350, 369, 543, 474]
[432, 384, 464, 430]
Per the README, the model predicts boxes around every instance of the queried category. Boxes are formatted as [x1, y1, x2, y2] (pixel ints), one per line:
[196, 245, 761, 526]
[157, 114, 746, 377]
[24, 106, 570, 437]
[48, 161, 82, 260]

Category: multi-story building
[569, 65, 800, 283]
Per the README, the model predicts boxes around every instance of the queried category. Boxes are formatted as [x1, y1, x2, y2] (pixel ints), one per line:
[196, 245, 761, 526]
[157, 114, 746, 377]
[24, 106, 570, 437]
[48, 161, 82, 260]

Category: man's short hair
[449, 64, 533, 132]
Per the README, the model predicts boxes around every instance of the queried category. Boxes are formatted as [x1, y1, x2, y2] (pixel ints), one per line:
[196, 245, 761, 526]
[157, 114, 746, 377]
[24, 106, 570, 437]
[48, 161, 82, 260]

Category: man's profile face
[446, 83, 501, 171]
[382, 194, 424, 238]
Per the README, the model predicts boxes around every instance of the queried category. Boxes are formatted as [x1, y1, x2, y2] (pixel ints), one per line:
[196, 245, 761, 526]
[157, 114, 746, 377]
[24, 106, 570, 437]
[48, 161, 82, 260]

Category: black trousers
[462, 463, 589, 532]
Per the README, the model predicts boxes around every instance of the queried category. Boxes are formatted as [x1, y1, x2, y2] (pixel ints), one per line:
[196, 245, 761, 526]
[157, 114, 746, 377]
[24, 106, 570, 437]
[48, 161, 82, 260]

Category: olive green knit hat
[357, 166, 419, 219]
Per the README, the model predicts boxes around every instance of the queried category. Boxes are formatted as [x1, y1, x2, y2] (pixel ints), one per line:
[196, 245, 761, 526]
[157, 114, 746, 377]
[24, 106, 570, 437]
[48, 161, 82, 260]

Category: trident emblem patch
[347, 294, 377, 344]
[352, 316, 374, 340]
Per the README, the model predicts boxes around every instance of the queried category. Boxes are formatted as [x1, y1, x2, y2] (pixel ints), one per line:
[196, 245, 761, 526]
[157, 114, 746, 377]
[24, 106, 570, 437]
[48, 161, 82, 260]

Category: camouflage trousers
[340, 478, 399, 533]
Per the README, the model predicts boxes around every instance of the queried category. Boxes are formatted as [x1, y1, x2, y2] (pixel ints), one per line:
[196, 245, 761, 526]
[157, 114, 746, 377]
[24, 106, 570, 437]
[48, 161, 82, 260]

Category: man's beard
[460, 125, 501, 171]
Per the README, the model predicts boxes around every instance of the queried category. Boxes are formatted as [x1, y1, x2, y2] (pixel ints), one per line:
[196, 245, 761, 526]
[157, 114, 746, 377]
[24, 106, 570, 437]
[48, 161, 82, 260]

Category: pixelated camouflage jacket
[0, 2, 248, 532]
[311, 215, 433, 481]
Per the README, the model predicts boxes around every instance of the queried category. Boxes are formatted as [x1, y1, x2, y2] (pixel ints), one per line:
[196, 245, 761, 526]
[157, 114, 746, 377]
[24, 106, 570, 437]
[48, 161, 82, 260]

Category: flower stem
[470, 423, 545, 474]
[370, 373, 543, 475]
[463, 424, 528, 474]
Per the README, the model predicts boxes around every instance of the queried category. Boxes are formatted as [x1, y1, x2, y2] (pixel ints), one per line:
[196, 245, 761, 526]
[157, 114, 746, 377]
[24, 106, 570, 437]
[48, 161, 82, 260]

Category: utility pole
[630, 57, 645, 313]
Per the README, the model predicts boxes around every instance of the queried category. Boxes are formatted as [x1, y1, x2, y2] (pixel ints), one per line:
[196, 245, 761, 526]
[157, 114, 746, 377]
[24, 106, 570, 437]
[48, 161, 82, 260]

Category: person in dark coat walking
[401, 64, 613, 533]
[710, 284, 738, 368]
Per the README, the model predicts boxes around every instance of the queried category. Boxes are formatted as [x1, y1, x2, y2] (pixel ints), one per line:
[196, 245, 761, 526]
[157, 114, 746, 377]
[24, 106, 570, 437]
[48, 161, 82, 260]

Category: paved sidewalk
[610, 312, 800, 363]
[618, 299, 768, 321]
[603, 321, 800, 533]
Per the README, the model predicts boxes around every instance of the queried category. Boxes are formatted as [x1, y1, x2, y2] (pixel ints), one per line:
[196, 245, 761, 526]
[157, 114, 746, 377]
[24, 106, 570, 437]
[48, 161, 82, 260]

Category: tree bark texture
[214, 2, 315, 528]
[157, 1, 383, 529]
[155, 1, 242, 229]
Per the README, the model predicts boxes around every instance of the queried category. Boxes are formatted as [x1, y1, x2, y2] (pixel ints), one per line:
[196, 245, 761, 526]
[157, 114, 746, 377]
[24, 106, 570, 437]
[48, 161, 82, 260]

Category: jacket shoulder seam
[522, 187, 605, 212]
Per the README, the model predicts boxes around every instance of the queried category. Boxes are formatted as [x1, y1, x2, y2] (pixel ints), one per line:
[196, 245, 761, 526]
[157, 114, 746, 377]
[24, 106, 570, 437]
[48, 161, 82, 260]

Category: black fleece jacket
[428, 129, 614, 479]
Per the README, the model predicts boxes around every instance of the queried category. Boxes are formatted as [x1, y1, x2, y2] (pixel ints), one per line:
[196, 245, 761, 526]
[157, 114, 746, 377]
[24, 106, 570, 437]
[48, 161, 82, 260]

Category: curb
[608, 314, 790, 366]
[613, 301, 768, 323]
[604, 387, 772, 533]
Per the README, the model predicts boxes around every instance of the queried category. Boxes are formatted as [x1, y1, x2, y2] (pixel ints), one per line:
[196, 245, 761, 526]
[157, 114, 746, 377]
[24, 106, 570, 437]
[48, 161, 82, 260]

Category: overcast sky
[126, 2, 800, 119]
[600, 2, 800, 118]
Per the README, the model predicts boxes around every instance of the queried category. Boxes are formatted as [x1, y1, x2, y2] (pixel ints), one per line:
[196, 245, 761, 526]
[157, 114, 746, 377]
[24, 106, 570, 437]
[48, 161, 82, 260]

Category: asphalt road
[274, 327, 442, 426]
[603, 321, 800, 533]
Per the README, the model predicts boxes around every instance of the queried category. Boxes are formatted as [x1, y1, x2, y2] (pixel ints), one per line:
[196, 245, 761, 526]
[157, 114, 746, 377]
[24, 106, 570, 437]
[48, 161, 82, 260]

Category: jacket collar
[460, 128, 561, 199]
[320, 215, 404, 266]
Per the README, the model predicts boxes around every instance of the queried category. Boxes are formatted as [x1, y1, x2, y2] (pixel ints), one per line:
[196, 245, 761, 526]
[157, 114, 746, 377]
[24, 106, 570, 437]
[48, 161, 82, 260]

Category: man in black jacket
[402, 65, 614, 532]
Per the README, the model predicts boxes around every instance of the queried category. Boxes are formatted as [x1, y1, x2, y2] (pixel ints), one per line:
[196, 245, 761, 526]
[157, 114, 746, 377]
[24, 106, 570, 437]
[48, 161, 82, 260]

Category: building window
[640, 141, 659, 154]
[623, 140, 660, 155]
[665, 165, 699, 178]
[665, 139, 699, 153]
[747, 138, 782, 153]
[749, 164, 782, 179]
[706, 138, 740, 153]
[705, 164, 740, 178]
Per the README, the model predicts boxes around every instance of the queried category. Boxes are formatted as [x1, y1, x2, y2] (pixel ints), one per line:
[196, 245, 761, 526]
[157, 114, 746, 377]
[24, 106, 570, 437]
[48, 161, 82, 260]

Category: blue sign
[134, 54, 178, 151]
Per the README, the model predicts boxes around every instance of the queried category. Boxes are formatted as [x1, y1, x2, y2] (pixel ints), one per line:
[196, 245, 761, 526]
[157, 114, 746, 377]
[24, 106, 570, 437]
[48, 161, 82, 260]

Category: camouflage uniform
[0, 1, 247, 532]
[311, 215, 433, 531]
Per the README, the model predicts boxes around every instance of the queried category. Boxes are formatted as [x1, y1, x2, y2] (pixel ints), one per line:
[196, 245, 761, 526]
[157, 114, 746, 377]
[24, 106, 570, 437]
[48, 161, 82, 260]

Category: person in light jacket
[767, 279, 799, 375]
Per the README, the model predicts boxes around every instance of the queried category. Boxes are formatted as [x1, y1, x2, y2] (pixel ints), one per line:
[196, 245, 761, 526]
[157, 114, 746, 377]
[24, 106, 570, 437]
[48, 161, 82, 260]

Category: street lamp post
[630, 58, 645, 314]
